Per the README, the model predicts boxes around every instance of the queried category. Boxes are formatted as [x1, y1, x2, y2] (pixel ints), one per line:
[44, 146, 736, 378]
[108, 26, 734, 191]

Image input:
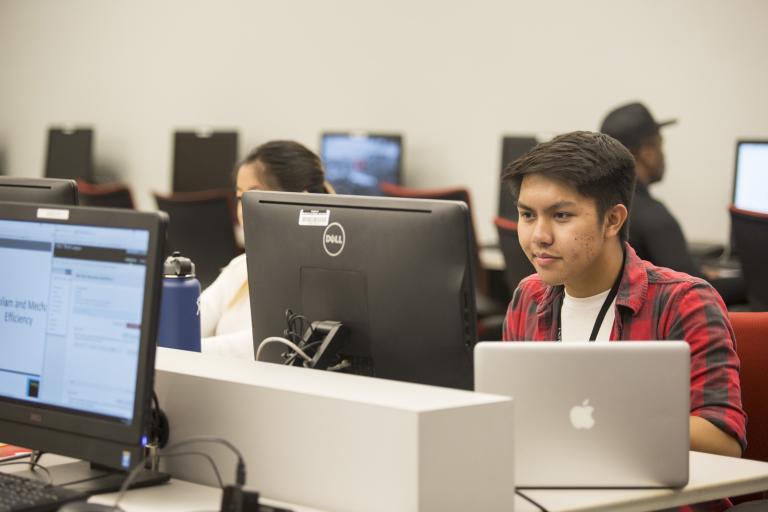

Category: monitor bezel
[0, 202, 166, 469]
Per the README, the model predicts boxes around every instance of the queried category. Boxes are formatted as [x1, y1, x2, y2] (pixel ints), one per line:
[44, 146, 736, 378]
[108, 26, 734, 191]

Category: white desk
[86, 478, 537, 512]
[519, 451, 768, 512]
[88, 452, 768, 512]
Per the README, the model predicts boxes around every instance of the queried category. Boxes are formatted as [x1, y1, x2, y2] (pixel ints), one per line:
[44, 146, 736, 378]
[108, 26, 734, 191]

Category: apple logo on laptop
[570, 399, 595, 429]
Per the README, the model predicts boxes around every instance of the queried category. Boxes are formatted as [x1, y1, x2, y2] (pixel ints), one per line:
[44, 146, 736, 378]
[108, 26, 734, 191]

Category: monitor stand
[18, 460, 170, 495]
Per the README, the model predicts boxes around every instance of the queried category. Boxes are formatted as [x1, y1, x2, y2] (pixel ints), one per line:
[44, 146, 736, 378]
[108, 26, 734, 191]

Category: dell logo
[322, 222, 346, 257]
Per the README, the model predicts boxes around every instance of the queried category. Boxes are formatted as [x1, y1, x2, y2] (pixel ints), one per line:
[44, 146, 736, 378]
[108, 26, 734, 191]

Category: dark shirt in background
[629, 183, 746, 306]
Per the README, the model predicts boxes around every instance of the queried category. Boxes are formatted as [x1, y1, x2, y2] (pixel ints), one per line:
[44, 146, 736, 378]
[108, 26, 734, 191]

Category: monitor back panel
[243, 191, 476, 389]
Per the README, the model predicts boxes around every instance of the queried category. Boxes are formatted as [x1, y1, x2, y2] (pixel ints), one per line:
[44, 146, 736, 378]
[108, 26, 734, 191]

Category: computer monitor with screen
[0, 177, 78, 205]
[243, 191, 477, 390]
[320, 132, 402, 196]
[0, 202, 167, 493]
[45, 127, 94, 182]
[498, 136, 538, 220]
[733, 140, 768, 214]
[172, 130, 238, 193]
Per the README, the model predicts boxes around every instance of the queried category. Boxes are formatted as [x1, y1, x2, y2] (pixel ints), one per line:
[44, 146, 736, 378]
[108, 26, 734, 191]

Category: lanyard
[555, 258, 624, 342]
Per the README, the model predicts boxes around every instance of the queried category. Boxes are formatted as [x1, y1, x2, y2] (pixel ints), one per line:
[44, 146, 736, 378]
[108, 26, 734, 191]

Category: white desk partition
[154, 348, 516, 512]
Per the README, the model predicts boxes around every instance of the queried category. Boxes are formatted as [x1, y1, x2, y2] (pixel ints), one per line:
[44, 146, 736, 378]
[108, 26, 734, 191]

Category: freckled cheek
[568, 232, 597, 260]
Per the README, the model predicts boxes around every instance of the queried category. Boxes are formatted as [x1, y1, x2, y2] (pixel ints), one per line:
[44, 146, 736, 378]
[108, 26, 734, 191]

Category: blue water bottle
[157, 252, 201, 352]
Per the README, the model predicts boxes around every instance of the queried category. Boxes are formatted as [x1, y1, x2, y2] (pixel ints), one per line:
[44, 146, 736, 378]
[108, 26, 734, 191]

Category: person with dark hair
[600, 102, 745, 306]
[502, 132, 745, 469]
[200, 140, 333, 358]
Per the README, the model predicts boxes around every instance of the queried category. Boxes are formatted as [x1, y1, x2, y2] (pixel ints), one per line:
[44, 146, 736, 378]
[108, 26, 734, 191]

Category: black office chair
[730, 206, 768, 311]
[77, 180, 135, 209]
[154, 189, 239, 289]
[45, 127, 94, 182]
[172, 131, 238, 193]
[494, 216, 535, 295]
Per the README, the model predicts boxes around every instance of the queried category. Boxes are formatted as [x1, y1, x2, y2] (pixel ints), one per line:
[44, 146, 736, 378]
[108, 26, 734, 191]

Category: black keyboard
[0, 472, 89, 512]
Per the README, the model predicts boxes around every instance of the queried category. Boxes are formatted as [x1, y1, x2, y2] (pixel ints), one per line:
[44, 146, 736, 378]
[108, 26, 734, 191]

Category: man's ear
[604, 204, 628, 239]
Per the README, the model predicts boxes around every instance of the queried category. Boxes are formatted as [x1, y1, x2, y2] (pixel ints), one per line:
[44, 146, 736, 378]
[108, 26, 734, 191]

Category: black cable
[515, 490, 549, 512]
[31, 450, 43, 465]
[113, 439, 245, 510]
[0, 460, 53, 487]
[156, 437, 245, 486]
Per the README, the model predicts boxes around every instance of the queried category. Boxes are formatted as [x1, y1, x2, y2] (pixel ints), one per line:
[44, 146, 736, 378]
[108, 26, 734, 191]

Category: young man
[502, 131, 745, 461]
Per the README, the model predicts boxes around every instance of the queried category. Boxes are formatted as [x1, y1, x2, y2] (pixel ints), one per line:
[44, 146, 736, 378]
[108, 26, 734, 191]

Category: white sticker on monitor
[36, 208, 69, 220]
[298, 209, 330, 226]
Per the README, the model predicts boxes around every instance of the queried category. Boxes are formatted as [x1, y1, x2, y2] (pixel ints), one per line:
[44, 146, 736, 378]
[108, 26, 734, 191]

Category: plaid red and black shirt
[503, 243, 746, 512]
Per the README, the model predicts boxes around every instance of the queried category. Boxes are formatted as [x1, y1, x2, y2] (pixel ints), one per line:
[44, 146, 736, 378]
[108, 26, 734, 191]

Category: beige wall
[1, 0, 766, 244]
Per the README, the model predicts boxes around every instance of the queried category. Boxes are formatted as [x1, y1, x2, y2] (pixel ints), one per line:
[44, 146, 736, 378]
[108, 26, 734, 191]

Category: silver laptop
[474, 341, 690, 488]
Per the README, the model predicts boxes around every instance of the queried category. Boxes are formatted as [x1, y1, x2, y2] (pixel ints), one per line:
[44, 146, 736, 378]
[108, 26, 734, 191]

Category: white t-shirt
[560, 288, 616, 342]
[199, 253, 254, 359]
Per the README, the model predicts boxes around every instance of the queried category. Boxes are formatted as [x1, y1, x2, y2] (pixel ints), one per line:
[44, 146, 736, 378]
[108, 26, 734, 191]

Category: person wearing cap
[600, 102, 745, 305]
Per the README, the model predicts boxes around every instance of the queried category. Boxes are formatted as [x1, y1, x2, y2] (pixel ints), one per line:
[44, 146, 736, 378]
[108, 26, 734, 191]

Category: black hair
[503, 131, 636, 241]
[237, 140, 329, 193]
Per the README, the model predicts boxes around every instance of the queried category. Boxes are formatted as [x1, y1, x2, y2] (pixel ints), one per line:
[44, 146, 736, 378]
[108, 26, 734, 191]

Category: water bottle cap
[163, 251, 196, 277]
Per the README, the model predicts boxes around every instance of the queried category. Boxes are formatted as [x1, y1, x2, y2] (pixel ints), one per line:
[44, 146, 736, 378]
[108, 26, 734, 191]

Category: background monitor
[0, 177, 79, 205]
[0, 203, 167, 492]
[243, 191, 477, 390]
[44, 127, 94, 182]
[498, 136, 538, 220]
[172, 130, 238, 193]
[320, 132, 402, 196]
[733, 140, 768, 214]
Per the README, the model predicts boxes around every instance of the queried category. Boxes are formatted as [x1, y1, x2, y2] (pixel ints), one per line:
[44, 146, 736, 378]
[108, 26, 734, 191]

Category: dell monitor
[498, 136, 538, 220]
[320, 132, 403, 196]
[243, 191, 477, 390]
[0, 202, 167, 493]
[733, 140, 768, 214]
[45, 127, 94, 182]
[0, 177, 79, 205]
[172, 130, 239, 193]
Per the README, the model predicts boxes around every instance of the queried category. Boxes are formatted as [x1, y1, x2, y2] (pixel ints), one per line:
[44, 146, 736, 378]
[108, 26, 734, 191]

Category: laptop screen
[0, 219, 150, 423]
[733, 141, 768, 214]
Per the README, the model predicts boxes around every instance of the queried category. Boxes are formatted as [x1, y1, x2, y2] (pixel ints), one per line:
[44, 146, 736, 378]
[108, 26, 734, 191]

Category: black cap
[600, 102, 677, 152]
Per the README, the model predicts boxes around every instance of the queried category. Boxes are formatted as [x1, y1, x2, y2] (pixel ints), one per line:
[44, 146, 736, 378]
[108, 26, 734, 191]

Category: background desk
[519, 451, 768, 512]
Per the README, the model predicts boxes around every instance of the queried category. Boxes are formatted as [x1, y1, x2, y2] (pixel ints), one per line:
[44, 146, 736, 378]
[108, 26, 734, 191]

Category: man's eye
[519, 211, 534, 220]
[555, 212, 572, 220]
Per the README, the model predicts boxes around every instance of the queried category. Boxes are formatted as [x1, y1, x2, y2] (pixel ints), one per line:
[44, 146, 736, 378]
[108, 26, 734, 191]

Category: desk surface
[519, 451, 768, 512]
[88, 480, 533, 512]
[4, 451, 768, 511]
[85, 452, 768, 512]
